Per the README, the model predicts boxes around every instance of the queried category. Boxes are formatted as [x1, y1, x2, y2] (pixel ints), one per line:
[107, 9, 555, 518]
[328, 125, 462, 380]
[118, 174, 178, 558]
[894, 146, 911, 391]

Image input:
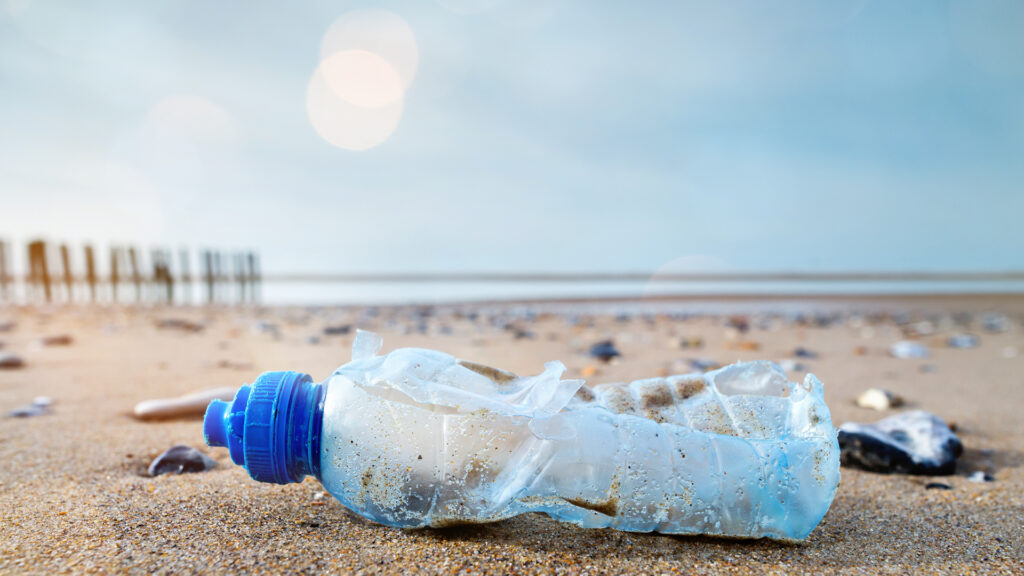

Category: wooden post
[178, 248, 191, 305]
[60, 244, 72, 303]
[128, 247, 141, 303]
[248, 251, 260, 304]
[203, 250, 214, 305]
[0, 239, 8, 302]
[28, 240, 51, 303]
[84, 245, 97, 303]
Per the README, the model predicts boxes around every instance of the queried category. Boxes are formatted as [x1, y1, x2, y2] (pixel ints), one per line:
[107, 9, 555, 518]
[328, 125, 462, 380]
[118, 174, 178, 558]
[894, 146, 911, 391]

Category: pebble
[925, 482, 952, 490]
[148, 445, 217, 477]
[38, 334, 73, 346]
[777, 359, 806, 373]
[134, 387, 238, 421]
[588, 341, 620, 363]
[981, 314, 1009, 333]
[156, 318, 204, 332]
[0, 352, 25, 369]
[793, 347, 818, 359]
[724, 340, 761, 351]
[838, 410, 963, 475]
[677, 337, 704, 349]
[856, 388, 903, 410]
[968, 471, 995, 483]
[947, 334, 979, 349]
[5, 396, 53, 418]
[890, 340, 929, 359]
[323, 324, 352, 336]
[0, 321, 15, 332]
[688, 358, 720, 371]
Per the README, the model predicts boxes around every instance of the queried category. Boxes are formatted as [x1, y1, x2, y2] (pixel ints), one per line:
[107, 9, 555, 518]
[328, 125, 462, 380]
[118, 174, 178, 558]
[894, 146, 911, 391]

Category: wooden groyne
[0, 238, 260, 306]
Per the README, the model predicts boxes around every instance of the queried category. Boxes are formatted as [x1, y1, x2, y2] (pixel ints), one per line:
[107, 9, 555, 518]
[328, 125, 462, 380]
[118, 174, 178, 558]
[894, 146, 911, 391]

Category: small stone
[512, 328, 535, 340]
[793, 347, 818, 359]
[323, 324, 352, 336]
[688, 358, 720, 371]
[5, 396, 53, 418]
[677, 337, 704, 349]
[156, 318, 204, 332]
[968, 471, 994, 483]
[216, 360, 254, 370]
[853, 345, 868, 356]
[307, 336, 321, 345]
[925, 482, 952, 490]
[134, 387, 238, 421]
[588, 341, 620, 363]
[890, 340, 929, 359]
[981, 314, 1009, 333]
[39, 334, 73, 346]
[856, 388, 903, 410]
[148, 445, 217, 476]
[723, 340, 761, 351]
[947, 334, 979, 349]
[777, 359, 806, 373]
[0, 352, 25, 369]
[838, 410, 963, 475]
[580, 365, 600, 378]
[0, 321, 15, 332]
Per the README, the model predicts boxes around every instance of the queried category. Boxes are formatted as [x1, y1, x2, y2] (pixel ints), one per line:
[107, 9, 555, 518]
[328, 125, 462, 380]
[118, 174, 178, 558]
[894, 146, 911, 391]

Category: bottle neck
[286, 379, 326, 482]
[205, 371, 326, 485]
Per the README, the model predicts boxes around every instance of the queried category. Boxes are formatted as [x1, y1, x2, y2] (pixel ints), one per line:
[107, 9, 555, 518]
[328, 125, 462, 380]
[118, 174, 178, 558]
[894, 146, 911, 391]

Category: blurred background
[1, 0, 1023, 305]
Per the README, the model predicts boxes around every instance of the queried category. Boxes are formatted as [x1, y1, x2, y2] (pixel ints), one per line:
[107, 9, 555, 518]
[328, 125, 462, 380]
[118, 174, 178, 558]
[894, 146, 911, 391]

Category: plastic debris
[204, 331, 840, 540]
[889, 340, 929, 359]
[148, 445, 217, 476]
[856, 388, 903, 411]
[588, 340, 620, 362]
[838, 410, 962, 475]
[134, 387, 238, 420]
[0, 352, 25, 369]
[947, 334, 979, 349]
[5, 396, 52, 418]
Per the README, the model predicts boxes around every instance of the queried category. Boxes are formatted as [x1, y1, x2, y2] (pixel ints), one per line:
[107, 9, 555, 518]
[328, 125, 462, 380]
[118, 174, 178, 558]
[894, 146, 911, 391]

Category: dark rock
[148, 445, 217, 477]
[512, 328, 535, 340]
[925, 482, 952, 490]
[688, 358, 720, 371]
[5, 396, 52, 418]
[323, 324, 352, 336]
[588, 341, 620, 363]
[793, 347, 818, 359]
[677, 337, 704, 349]
[725, 316, 749, 333]
[39, 334, 73, 346]
[0, 321, 15, 332]
[0, 353, 25, 369]
[838, 410, 963, 475]
[981, 314, 1009, 333]
[156, 319, 204, 333]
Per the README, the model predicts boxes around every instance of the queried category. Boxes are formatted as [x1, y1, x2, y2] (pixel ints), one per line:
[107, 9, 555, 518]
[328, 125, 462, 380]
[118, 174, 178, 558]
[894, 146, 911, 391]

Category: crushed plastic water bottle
[204, 331, 840, 540]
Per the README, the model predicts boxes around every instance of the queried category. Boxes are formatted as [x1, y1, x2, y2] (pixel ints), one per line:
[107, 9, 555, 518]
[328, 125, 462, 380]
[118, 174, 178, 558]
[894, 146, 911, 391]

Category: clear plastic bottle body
[315, 333, 840, 540]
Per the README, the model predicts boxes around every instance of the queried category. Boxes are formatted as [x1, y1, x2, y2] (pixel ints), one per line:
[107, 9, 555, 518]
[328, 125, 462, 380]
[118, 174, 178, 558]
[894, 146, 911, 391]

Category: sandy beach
[1, 295, 1022, 575]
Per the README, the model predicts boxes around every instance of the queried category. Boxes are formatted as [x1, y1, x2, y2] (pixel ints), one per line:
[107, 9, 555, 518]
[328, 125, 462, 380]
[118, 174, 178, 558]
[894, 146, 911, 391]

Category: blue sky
[1, 0, 1022, 275]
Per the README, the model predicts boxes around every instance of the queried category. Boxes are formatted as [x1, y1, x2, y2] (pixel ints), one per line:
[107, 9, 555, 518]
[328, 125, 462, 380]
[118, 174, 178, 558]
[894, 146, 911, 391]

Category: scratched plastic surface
[318, 331, 840, 540]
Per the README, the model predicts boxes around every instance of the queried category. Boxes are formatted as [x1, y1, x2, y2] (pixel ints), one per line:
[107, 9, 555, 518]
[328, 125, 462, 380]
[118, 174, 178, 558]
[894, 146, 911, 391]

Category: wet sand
[1, 296, 1022, 574]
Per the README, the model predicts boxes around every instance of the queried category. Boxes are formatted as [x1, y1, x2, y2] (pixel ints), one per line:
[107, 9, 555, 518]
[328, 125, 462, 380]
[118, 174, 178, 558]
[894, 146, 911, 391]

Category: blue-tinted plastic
[203, 371, 324, 484]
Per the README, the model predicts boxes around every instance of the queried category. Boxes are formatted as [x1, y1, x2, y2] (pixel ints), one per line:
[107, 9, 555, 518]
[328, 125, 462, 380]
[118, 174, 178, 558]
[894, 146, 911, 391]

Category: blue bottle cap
[204, 371, 325, 484]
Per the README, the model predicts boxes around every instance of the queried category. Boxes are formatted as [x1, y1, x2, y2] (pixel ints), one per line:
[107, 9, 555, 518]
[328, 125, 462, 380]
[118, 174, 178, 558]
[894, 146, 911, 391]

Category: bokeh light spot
[306, 60, 403, 151]
[321, 10, 419, 90]
[321, 50, 405, 109]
